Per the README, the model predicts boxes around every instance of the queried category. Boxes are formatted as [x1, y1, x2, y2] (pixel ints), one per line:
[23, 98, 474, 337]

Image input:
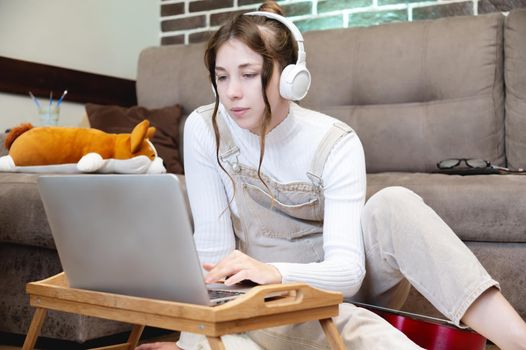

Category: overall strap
[307, 121, 354, 188]
[198, 103, 241, 171]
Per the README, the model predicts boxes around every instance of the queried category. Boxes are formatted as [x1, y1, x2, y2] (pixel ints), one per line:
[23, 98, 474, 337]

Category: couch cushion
[320, 96, 502, 173]
[504, 9, 526, 169]
[0, 173, 190, 249]
[303, 12, 504, 106]
[303, 12, 505, 172]
[0, 173, 54, 248]
[86, 103, 184, 174]
[367, 173, 526, 243]
[137, 43, 214, 112]
[0, 244, 131, 341]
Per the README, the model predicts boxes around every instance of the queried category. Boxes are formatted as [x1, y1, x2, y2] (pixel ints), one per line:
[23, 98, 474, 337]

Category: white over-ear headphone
[244, 11, 311, 101]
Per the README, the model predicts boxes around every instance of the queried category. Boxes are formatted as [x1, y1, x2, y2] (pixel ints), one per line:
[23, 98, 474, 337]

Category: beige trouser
[179, 186, 497, 349]
[178, 303, 421, 350]
[354, 186, 498, 325]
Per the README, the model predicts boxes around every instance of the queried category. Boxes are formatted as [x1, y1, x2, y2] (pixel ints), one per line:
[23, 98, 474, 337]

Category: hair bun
[258, 0, 284, 16]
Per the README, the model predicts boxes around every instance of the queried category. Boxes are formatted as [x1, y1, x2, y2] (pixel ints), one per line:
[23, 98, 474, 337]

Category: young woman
[137, 1, 526, 349]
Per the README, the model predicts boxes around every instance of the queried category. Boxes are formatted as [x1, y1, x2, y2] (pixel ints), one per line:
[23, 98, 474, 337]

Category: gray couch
[1, 8, 525, 343]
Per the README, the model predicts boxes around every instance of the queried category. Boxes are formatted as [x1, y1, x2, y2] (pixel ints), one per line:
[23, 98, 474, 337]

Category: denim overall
[212, 108, 346, 265]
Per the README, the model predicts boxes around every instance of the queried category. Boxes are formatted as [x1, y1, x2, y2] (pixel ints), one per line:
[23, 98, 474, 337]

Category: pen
[56, 90, 68, 107]
[28, 91, 41, 109]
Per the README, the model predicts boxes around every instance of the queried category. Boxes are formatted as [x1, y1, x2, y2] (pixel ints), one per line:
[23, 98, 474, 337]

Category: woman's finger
[204, 251, 245, 283]
[135, 342, 181, 350]
[204, 250, 281, 285]
[224, 269, 250, 285]
[205, 263, 241, 283]
[202, 263, 215, 271]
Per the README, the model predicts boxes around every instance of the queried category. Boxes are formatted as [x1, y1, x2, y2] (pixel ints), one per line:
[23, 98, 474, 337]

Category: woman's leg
[249, 303, 423, 349]
[140, 306, 423, 350]
[462, 287, 526, 350]
[360, 186, 526, 349]
[138, 333, 265, 350]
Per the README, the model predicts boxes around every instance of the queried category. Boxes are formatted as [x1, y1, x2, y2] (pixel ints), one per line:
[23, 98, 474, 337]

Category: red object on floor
[356, 303, 487, 350]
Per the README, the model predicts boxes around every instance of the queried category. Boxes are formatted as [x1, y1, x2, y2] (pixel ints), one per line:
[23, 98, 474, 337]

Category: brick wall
[160, 0, 526, 45]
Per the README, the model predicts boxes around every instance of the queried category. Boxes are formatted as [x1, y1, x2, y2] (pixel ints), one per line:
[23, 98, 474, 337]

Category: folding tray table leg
[319, 318, 346, 350]
[90, 325, 145, 350]
[22, 308, 48, 350]
[206, 336, 226, 350]
[127, 325, 145, 349]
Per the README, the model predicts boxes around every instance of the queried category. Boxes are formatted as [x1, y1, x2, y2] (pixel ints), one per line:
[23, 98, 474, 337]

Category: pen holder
[39, 106, 60, 126]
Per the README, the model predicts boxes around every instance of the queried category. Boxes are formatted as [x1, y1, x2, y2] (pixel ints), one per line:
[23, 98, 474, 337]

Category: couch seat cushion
[0, 173, 189, 249]
[0, 173, 54, 248]
[367, 173, 526, 243]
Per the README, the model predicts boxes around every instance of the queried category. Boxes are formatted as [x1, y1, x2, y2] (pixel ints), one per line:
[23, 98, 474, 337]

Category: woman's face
[215, 38, 289, 134]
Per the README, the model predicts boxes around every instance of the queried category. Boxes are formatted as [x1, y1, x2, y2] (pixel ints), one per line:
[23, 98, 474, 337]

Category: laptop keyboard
[208, 289, 244, 300]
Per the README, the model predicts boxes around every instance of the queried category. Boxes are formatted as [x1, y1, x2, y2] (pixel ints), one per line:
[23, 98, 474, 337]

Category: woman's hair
[204, 1, 297, 201]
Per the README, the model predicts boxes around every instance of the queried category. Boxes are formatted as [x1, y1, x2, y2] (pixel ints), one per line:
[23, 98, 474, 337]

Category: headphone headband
[244, 11, 304, 41]
[243, 11, 310, 100]
[244, 11, 306, 64]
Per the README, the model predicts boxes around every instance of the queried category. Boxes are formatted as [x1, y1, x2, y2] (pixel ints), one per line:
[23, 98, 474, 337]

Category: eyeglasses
[436, 158, 490, 170]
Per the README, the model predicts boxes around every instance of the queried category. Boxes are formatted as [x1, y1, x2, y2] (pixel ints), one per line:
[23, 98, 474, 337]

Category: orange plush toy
[0, 120, 166, 174]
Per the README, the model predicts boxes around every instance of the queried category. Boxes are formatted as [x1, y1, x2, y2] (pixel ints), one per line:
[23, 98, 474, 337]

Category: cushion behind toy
[86, 104, 184, 174]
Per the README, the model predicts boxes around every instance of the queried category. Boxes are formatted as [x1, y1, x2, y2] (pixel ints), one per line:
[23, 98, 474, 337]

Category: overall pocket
[242, 183, 323, 240]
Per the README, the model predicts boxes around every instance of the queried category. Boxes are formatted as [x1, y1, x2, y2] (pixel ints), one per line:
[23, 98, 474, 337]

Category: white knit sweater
[183, 102, 367, 297]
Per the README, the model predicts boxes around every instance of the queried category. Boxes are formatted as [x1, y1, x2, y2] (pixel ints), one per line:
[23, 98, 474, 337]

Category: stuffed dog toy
[0, 120, 165, 173]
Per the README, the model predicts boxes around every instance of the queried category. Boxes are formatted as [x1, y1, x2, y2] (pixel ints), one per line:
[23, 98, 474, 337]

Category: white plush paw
[147, 157, 166, 174]
[77, 153, 105, 172]
[0, 155, 16, 171]
[99, 156, 151, 174]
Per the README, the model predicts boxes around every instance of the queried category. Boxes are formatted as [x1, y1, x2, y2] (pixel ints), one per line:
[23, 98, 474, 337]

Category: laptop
[37, 174, 247, 306]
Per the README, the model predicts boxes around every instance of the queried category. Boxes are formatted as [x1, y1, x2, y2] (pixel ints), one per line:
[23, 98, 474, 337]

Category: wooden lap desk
[23, 273, 346, 350]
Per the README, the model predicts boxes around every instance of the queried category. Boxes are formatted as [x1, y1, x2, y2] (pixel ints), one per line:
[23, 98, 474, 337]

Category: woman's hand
[135, 342, 180, 350]
[203, 250, 282, 286]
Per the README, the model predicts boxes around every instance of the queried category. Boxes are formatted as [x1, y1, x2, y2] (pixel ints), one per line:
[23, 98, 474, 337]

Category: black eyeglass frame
[436, 158, 491, 170]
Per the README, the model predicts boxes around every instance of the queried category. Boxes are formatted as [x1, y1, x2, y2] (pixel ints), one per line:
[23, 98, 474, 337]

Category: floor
[0, 333, 501, 350]
[0, 329, 180, 350]
[0, 344, 503, 349]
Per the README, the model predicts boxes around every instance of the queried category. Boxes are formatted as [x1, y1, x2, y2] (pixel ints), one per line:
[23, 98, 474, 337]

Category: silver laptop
[37, 174, 247, 305]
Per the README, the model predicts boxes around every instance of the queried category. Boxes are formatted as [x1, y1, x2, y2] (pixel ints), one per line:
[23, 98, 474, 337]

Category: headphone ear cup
[279, 64, 311, 101]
